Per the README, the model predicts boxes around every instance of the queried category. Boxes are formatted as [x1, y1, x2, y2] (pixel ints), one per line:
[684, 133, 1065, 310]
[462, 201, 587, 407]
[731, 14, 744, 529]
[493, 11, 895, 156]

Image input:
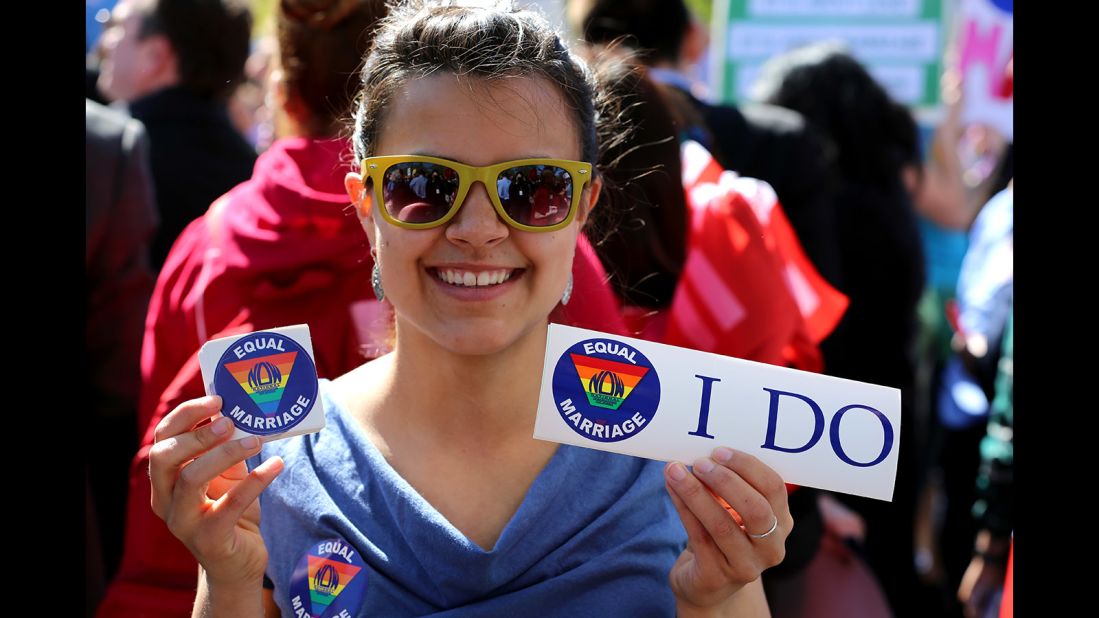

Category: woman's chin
[422, 318, 547, 358]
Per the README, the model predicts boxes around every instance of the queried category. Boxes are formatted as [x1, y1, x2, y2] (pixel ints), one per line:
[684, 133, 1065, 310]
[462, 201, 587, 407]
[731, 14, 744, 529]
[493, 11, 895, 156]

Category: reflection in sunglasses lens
[499, 165, 572, 227]
[383, 162, 460, 223]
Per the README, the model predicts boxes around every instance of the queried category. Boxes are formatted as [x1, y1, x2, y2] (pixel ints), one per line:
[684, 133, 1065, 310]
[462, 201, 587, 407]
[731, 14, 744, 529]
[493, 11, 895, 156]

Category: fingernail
[712, 447, 735, 463]
[211, 417, 230, 435]
[693, 458, 716, 474]
[241, 436, 260, 449]
[667, 462, 688, 481]
[202, 395, 221, 407]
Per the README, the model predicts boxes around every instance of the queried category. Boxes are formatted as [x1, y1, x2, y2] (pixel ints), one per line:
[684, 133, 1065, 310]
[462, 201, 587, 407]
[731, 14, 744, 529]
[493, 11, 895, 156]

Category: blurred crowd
[85, 1, 1013, 617]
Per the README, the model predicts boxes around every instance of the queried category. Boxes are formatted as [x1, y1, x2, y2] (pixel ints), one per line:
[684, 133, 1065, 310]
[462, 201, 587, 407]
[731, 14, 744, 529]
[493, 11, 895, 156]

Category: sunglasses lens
[497, 165, 573, 227]
[382, 162, 461, 224]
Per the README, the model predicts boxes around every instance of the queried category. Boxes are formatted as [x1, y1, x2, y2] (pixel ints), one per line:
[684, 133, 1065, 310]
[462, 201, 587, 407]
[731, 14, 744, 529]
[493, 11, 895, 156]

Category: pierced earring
[372, 262, 385, 302]
[561, 273, 574, 306]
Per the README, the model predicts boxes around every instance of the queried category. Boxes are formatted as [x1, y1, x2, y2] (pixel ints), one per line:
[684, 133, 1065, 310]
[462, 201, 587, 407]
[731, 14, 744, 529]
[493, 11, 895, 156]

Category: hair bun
[281, 0, 366, 30]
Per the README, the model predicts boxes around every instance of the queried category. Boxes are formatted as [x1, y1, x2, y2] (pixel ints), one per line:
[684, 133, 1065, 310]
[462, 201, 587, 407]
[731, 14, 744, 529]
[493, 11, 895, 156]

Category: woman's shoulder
[327, 354, 392, 412]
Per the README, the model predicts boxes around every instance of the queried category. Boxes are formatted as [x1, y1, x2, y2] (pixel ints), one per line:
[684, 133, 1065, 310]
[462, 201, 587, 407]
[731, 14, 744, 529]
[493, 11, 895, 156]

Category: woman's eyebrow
[407, 150, 450, 159]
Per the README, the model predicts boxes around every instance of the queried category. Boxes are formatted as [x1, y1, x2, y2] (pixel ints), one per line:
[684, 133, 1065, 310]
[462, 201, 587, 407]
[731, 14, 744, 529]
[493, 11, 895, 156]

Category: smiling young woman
[146, 3, 791, 616]
[345, 72, 597, 358]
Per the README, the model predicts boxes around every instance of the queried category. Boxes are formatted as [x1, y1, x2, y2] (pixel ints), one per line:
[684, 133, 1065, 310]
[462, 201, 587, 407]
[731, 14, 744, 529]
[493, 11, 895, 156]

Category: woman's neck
[374, 320, 550, 447]
[341, 319, 558, 551]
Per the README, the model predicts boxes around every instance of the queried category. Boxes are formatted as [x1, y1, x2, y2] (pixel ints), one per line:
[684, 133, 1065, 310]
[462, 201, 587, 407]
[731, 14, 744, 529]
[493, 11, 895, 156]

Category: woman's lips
[425, 266, 526, 300]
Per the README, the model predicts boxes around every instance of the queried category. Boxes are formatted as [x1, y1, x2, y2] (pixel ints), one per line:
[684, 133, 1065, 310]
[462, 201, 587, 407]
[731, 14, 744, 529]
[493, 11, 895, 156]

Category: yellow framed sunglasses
[360, 155, 593, 232]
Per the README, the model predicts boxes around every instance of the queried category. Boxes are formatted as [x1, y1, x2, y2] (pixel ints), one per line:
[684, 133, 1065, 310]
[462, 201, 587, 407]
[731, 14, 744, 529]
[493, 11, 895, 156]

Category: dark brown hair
[278, 0, 388, 136]
[136, 0, 252, 100]
[351, 0, 603, 166]
[753, 42, 921, 187]
[585, 48, 688, 308]
[572, 0, 691, 65]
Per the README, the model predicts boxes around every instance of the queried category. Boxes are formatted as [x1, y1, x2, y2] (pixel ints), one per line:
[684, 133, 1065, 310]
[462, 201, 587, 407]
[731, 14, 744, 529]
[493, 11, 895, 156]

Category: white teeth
[436, 269, 514, 287]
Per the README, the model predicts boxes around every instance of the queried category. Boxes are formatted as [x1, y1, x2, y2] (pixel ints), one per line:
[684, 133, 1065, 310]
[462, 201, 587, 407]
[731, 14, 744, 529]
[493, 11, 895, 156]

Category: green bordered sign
[710, 0, 948, 109]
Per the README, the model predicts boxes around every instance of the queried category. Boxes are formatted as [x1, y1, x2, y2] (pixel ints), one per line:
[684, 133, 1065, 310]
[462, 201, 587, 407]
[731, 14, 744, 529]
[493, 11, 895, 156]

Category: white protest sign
[534, 324, 900, 501]
[956, 0, 1013, 140]
[710, 0, 947, 108]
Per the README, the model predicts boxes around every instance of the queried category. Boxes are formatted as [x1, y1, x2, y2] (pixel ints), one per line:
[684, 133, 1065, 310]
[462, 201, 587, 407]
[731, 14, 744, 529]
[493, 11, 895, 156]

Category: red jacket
[99, 137, 625, 617]
[628, 141, 847, 371]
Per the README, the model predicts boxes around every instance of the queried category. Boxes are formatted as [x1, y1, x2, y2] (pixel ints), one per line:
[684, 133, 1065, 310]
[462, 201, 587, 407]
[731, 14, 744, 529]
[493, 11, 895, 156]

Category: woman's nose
[445, 181, 509, 248]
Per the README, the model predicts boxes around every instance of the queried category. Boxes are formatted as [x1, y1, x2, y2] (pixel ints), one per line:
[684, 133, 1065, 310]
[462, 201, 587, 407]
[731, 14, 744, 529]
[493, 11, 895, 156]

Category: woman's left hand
[664, 446, 792, 611]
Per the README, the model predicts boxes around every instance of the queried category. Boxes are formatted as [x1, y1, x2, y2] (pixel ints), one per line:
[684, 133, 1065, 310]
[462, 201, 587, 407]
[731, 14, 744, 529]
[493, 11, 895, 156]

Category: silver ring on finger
[747, 515, 779, 540]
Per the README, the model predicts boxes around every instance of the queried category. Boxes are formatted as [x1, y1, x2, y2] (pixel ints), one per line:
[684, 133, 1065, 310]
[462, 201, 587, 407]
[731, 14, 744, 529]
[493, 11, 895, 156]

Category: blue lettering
[688, 375, 721, 439]
[829, 404, 894, 467]
[760, 388, 825, 454]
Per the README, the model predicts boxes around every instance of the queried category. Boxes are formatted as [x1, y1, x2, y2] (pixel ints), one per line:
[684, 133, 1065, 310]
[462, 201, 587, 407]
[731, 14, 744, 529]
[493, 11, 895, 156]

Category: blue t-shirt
[251, 380, 686, 617]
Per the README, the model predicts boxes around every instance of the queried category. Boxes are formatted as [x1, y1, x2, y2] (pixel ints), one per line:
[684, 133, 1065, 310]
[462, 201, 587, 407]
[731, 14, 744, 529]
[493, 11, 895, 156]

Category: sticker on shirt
[551, 338, 661, 442]
[288, 537, 368, 618]
[213, 330, 319, 436]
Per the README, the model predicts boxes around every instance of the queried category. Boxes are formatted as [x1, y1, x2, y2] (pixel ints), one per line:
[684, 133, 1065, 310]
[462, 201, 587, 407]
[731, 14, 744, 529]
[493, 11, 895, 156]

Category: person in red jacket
[97, 3, 387, 615]
[99, 2, 629, 614]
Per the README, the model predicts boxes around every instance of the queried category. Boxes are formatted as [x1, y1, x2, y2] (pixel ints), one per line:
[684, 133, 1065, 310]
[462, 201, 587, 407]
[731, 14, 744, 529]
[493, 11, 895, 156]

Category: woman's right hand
[149, 395, 285, 588]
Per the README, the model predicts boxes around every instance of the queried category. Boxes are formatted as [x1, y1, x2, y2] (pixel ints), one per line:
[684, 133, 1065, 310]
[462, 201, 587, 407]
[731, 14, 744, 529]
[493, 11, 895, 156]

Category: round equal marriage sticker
[289, 537, 368, 618]
[213, 331, 318, 435]
[551, 338, 661, 442]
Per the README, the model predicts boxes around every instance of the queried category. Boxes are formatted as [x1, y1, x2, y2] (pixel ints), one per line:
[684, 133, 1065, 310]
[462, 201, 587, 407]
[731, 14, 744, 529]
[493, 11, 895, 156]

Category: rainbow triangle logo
[222, 352, 298, 414]
[569, 354, 650, 410]
[307, 556, 362, 616]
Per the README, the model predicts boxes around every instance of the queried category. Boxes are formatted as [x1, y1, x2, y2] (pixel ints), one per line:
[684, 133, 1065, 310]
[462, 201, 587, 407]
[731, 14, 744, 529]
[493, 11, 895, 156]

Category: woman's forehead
[374, 73, 582, 163]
